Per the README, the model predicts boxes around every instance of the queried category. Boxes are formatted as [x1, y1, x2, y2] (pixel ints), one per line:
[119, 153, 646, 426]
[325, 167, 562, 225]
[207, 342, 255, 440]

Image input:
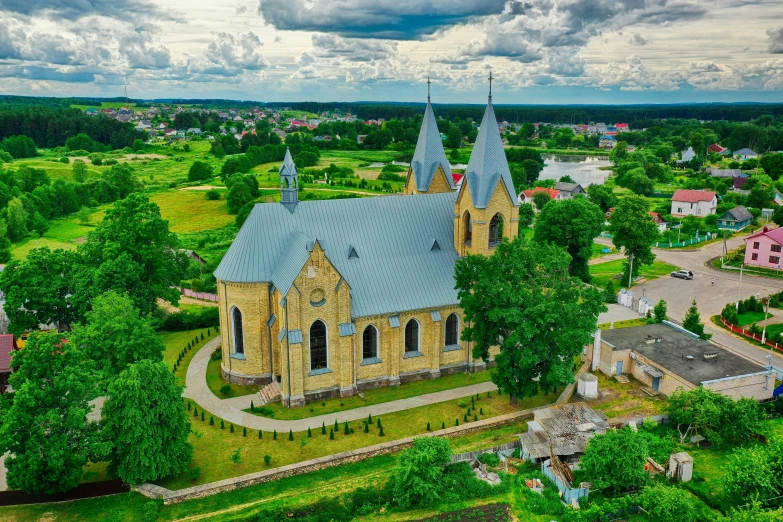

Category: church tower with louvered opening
[453, 73, 519, 257]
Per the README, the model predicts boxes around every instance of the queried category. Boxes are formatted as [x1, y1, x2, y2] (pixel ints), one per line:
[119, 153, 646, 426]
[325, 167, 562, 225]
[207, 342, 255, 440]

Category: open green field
[150, 189, 233, 233]
[9, 213, 96, 260]
[589, 259, 679, 288]
[279, 109, 320, 119]
[245, 370, 495, 420]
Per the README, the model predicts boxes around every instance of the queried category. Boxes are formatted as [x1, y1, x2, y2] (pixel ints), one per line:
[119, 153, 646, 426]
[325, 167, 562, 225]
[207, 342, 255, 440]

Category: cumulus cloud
[629, 33, 648, 46]
[312, 34, 398, 61]
[258, 0, 506, 39]
[769, 26, 783, 53]
[0, 0, 176, 20]
[189, 32, 269, 76]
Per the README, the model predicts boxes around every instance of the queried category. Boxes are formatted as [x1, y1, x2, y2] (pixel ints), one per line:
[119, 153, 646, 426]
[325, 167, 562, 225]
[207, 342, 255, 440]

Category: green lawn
[165, 386, 556, 489]
[206, 357, 259, 398]
[9, 213, 97, 260]
[736, 311, 772, 326]
[245, 370, 495, 420]
[591, 242, 616, 259]
[149, 189, 234, 233]
[597, 317, 648, 330]
[160, 327, 220, 387]
[589, 259, 679, 288]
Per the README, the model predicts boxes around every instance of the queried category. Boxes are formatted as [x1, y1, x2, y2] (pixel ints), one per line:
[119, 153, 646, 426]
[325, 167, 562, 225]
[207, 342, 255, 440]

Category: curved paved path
[185, 338, 497, 432]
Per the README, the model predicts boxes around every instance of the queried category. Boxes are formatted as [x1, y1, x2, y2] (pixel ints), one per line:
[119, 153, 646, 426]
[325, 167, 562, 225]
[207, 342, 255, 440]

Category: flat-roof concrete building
[586, 322, 773, 401]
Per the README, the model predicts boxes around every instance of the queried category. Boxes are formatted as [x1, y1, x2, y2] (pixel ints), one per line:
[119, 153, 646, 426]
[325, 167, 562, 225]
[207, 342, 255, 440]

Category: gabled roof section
[672, 189, 716, 203]
[270, 231, 312, 297]
[723, 206, 753, 222]
[462, 100, 518, 209]
[410, 101, 454, 192]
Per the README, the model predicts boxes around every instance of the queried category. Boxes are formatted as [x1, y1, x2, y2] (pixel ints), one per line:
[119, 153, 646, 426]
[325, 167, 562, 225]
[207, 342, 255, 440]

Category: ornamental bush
[264, 455, 272, 465]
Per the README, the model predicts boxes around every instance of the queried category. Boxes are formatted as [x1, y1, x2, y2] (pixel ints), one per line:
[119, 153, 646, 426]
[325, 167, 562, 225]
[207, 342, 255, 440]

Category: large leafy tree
[71, 291, 165, 387]
[102, 360, 193, 485]
[667, 387, 763, 446]
[0, 332, 106, 494]
[74, 193, 188, 317]
[722, 442, 783, 504]
[0, 247, 82, 334]
[580, 427, 649, 493]
[587, 184, 616, 213]
[533, 197, 605, 282]
[393, 437, 452, 509]
[608, 195, 658, 278]
[455, 236, 605, 403]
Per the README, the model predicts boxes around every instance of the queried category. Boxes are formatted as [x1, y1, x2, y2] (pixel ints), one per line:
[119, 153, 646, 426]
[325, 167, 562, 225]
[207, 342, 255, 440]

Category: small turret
[280, 148, 298, 208]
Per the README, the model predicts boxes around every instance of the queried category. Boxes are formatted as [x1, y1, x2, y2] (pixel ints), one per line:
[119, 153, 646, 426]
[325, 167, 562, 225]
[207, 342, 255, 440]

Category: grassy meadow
[589, 258, 679, 288]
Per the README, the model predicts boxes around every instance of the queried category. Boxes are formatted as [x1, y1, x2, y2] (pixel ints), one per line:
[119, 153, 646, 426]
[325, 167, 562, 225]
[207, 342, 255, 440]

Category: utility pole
[736, 264, 743, 311]
[762, 297, 771, 344]
[628, 253, 634, 288]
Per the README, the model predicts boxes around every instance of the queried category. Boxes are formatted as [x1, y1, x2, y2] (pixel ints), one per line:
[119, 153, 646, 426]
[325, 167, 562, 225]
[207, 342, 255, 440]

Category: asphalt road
[599, 230, 783, 368]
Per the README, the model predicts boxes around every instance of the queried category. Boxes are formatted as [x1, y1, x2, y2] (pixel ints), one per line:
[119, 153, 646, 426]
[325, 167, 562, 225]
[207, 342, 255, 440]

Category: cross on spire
[427, 76, 431, 102]
[488, 70, 493, 101]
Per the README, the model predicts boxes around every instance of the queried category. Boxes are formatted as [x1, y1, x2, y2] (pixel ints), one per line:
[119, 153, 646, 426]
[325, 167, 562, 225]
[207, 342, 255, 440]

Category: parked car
[671, 270, 694, 280]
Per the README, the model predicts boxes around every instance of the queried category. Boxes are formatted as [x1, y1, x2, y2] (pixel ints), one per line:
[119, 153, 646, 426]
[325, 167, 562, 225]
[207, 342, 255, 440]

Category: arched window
[404, 319, 419, 353]
[310, 320, 328, 371]
[362, 325, 378, 360]
[232, 307, 244, 355]
[463, 211, 472, 245]
[489, 213, 503, 247]
[445, 313, 459, 347]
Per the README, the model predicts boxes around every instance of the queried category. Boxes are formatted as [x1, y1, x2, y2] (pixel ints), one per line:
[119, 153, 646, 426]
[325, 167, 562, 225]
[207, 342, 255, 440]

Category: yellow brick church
[214, 86, 519, 407]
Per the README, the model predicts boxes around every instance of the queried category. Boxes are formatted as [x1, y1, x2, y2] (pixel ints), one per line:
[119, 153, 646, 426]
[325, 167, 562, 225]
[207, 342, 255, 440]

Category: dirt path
[181, 185, 223, 191]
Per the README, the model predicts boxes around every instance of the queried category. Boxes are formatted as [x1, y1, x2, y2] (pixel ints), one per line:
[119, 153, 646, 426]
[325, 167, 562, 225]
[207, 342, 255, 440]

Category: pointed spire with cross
[427, 75, 431, 103]
[488, 70, 493, 102]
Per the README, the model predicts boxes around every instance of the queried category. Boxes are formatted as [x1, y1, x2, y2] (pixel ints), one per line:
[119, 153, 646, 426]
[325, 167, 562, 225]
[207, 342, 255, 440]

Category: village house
[649, 212, 668, 232]
[717, 206, 753, 231]
[670, 189, 717, 217]
[744, 226, 783, 268]
[709, 169, 748, 190]
[708, 143, 730, 155]
[518, 187, 563, 211]
[0, 334, 15, 394]
[213, 88, 519, 407]
[734, 148, 758, 160]
[586, 323, 773, 400]
[677, 147, 696, 166]
[554, 182, 586, 199]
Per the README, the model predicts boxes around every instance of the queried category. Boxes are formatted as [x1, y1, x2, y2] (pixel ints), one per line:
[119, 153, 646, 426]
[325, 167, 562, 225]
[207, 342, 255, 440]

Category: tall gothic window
[464, 211, 472, 245]
[489, 213, 503, 247]
[310, 320, 328, 370]
[445, 313, 459, 346]
[363, 325, 378, 360]
[232, 307, 244, 355]
[405, 319, 419, 353]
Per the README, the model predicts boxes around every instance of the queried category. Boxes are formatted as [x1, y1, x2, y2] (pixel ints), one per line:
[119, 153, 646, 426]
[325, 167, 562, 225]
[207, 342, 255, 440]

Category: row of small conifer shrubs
[171, 328, 216, 373]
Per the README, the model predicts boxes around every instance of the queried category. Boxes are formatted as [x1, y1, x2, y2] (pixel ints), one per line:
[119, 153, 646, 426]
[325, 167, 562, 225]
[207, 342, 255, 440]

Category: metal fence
[541, 459, 589, 504]
[451, 440, 520, 463]
[654, 233, 717, 248]
[180, 288, 218, 302]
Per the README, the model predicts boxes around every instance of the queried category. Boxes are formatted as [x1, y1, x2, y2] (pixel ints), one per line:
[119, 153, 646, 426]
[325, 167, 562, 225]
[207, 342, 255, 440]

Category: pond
[538, 154, 611, 186]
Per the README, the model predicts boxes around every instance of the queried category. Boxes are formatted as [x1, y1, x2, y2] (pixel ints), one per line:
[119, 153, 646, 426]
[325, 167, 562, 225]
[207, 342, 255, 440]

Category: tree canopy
[455, 236, 605, 402]
[393, 437, 452, 509]
[608, 195, 658, 277]
[102, 360, 193, 485]
[533, 197, 605, 282]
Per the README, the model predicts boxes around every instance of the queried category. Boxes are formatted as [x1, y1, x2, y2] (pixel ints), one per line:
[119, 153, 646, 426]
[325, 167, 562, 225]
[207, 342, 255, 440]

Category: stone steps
[257, 380, 282, 406]
[614, 375, 630, 384]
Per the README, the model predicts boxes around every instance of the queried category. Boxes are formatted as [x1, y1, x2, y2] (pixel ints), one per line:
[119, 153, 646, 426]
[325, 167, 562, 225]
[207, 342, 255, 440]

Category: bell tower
[453, 72, 519, 256]
[280, 148, 299, 208]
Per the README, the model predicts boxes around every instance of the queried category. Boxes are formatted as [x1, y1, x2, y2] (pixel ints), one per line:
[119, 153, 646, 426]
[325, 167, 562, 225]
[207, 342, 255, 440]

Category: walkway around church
[185, 338, 498, 432]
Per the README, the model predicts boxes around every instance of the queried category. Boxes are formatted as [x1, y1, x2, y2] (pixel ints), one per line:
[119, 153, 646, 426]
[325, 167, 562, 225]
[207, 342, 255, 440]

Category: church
[214, 84, 520, 407]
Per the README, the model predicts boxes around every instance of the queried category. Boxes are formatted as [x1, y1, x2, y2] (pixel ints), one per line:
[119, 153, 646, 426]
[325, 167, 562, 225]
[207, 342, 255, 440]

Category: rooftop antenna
[427, 75, 431, 103]
[488, 70, 493, 102]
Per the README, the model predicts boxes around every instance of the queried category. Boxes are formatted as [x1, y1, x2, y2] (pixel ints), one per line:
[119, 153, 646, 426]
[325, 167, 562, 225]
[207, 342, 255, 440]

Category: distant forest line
[1, 95, 783, 124]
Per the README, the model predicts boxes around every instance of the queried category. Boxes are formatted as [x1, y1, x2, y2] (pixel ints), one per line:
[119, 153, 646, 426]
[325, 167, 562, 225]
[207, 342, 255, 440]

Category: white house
[670, 189, 717, 217]
[734, 148, 758, 160]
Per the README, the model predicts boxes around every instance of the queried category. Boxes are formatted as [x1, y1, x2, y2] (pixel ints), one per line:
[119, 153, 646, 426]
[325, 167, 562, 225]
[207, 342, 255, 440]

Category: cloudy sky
[0, 0, 782, 104]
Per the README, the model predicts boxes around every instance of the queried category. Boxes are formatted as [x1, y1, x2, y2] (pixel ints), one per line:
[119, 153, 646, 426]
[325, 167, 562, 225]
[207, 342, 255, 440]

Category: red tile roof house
[0, 334, 17, 393]
[518, 188, 563, 212]
[745, 226, 783, 269]
[670, 189, 717, 217]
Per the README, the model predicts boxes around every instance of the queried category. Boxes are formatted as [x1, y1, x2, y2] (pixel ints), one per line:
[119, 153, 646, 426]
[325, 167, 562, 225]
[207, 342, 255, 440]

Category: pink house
[744, 226, 783, 269]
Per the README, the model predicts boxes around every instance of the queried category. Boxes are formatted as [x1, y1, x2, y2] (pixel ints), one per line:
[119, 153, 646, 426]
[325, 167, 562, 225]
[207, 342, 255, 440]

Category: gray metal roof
[734, 148, 758, 156]
[460, 100, 518, 209]
[214, 192, 461, 319]
[279, 148, 298, 178]
[709, 168, 743, 178]
[410, 101, 455, 192]
[723, 206, 753, 222]
[554, 182, 583, 193]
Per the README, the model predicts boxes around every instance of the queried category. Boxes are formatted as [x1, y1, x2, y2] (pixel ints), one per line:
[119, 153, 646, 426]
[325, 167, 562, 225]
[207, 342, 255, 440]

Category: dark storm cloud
[258, 0, 507, 39]
[0, 0, 177, 20]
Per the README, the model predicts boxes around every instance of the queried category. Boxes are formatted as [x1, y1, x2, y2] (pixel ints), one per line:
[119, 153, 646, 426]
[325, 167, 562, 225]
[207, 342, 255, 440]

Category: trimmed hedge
[160, 307, 219, 331]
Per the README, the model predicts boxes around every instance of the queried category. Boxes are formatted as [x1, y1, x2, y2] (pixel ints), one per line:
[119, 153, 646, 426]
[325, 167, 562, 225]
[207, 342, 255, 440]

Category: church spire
[462, 74, 518, 209]
[279, 147, 299, 208]
[405, 78, 455, 194]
